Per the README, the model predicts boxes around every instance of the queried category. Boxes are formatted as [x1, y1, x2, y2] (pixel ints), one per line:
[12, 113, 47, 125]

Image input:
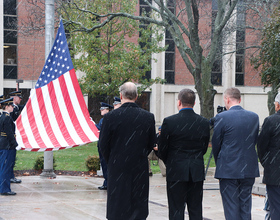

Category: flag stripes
[16, 20, 99, 151]
[16, 70, 99, 151]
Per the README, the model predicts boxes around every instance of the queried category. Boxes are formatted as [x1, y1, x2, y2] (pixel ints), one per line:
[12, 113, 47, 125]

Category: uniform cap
[100, 102, 113, 110]
[0, 97, 14, 106]
[113, 97, 121, 105]
[9, 90, 22, 99]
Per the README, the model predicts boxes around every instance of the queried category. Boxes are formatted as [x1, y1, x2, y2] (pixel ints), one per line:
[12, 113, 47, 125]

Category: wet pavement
[0, 167, 267, 220]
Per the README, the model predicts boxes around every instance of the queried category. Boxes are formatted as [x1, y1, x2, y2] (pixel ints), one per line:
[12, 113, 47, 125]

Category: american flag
[16, 20, 99, 151]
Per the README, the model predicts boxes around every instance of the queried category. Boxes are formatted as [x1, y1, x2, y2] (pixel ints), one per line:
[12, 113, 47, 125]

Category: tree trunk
[268, 83, 278, 116]
[194, 60, 217, 120]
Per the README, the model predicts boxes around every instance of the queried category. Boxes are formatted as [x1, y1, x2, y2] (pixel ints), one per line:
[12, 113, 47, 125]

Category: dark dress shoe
[98, 185, 107, 190]
[1, 191, 16, 196]
[149, 172, 153, 176]
[10, 178, 22, 183]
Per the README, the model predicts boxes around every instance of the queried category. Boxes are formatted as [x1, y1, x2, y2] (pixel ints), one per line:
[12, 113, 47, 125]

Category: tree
[20, 0, 279, 118]
[59, 0, 166, 101]
[252, 6, 280, 115]
[20, 0, 166, 102]
[58, 0, 279, 119]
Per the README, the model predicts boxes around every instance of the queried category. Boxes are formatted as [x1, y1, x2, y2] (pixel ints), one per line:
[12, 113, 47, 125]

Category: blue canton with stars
[35, 20, 74, 89]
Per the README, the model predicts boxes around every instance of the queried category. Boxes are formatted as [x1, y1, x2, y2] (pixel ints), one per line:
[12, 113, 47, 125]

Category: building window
[211, 0, 222, 86]
[235, 1, 245, 86]
[4, 0, 18, 79]
[165, 0, 175, 84]
[139, 0, 152, 80]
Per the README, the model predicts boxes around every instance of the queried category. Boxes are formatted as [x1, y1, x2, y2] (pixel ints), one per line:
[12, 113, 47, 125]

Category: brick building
[1, 0, 271, 126]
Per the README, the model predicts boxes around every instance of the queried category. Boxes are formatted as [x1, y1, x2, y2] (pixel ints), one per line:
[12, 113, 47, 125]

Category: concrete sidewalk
[0, 167, 267, 220]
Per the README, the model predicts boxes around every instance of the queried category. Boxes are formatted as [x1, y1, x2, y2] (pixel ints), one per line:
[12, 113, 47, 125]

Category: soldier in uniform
[0, 98, 17, 195]
[96, 102, 113, 190]
[9, 90, 24, 121]
[113, 96, 121, 109]
[9, 90, 24, 184]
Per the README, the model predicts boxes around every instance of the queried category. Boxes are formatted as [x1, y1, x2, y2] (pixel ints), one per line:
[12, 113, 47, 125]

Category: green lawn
[15, 142, 98, 171]
[15, 143, 215, 173]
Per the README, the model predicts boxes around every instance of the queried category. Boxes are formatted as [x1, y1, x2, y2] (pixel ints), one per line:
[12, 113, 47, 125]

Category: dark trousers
[267, 185, 280, 220]
[167, 180, 203, 220]
[219, 178, 255, 220]
[9, 149, 16, 179]
[0, 149, 15, 193]
[98, 146, 107, 187]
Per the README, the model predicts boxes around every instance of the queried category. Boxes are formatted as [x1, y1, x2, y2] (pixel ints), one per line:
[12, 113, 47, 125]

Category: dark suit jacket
[212, 105, 260, 179]
[257, 110, 280, 185]
[99, 102, 156, 220]
[158, 108, 210, 182]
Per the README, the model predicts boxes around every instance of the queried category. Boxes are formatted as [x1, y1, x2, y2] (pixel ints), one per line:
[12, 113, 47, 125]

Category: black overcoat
[257, 110, 280, 185]
[99, 102, 156, 220]
[158, 108, 210, 182]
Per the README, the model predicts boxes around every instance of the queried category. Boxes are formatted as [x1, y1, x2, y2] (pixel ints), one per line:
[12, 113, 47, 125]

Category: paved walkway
[0, 167, 267, 220]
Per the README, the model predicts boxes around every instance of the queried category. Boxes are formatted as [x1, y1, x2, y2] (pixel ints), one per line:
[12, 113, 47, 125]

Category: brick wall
[17, 1, 46, 81]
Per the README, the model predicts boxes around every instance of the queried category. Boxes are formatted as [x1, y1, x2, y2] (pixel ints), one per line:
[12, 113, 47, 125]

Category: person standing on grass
[158, 88, 210, 220]
[99, 82, 156, 220]
[0, 98, 17, 196]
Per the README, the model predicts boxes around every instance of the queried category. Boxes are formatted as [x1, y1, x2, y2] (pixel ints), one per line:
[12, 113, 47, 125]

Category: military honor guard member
[113, 96, 121, 109]
[0, 98, 18, 195]
[8, 90, 24, 184]
[9, 90, 24, 121]
[96, 102, 113, 190]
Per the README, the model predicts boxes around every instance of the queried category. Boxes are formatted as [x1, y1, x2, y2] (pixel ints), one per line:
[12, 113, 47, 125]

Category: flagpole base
[40, 169, 56, 178]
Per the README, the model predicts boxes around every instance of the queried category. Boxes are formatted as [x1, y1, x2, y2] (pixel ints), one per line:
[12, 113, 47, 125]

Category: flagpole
[40, 0, 56, 178]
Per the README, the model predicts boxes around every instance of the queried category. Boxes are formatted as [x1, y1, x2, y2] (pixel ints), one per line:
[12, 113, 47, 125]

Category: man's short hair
[119, 82, 138, 100]
[224, 87, 241, 101]
[275, 93, 280, 103]
[178, 89, 195, 107]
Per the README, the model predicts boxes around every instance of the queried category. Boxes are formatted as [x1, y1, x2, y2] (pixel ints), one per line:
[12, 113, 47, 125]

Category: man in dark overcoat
[257, 93, 280, 220]
[158, 88, 210, 220]
[0, 98, 17, 195]
[99, 82, 156, 220]
[212, 87, 259, 220]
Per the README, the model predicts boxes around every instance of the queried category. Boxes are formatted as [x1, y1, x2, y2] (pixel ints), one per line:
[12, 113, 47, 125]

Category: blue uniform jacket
[0, 112, 17, 150]
[212, 105, 260, 179]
